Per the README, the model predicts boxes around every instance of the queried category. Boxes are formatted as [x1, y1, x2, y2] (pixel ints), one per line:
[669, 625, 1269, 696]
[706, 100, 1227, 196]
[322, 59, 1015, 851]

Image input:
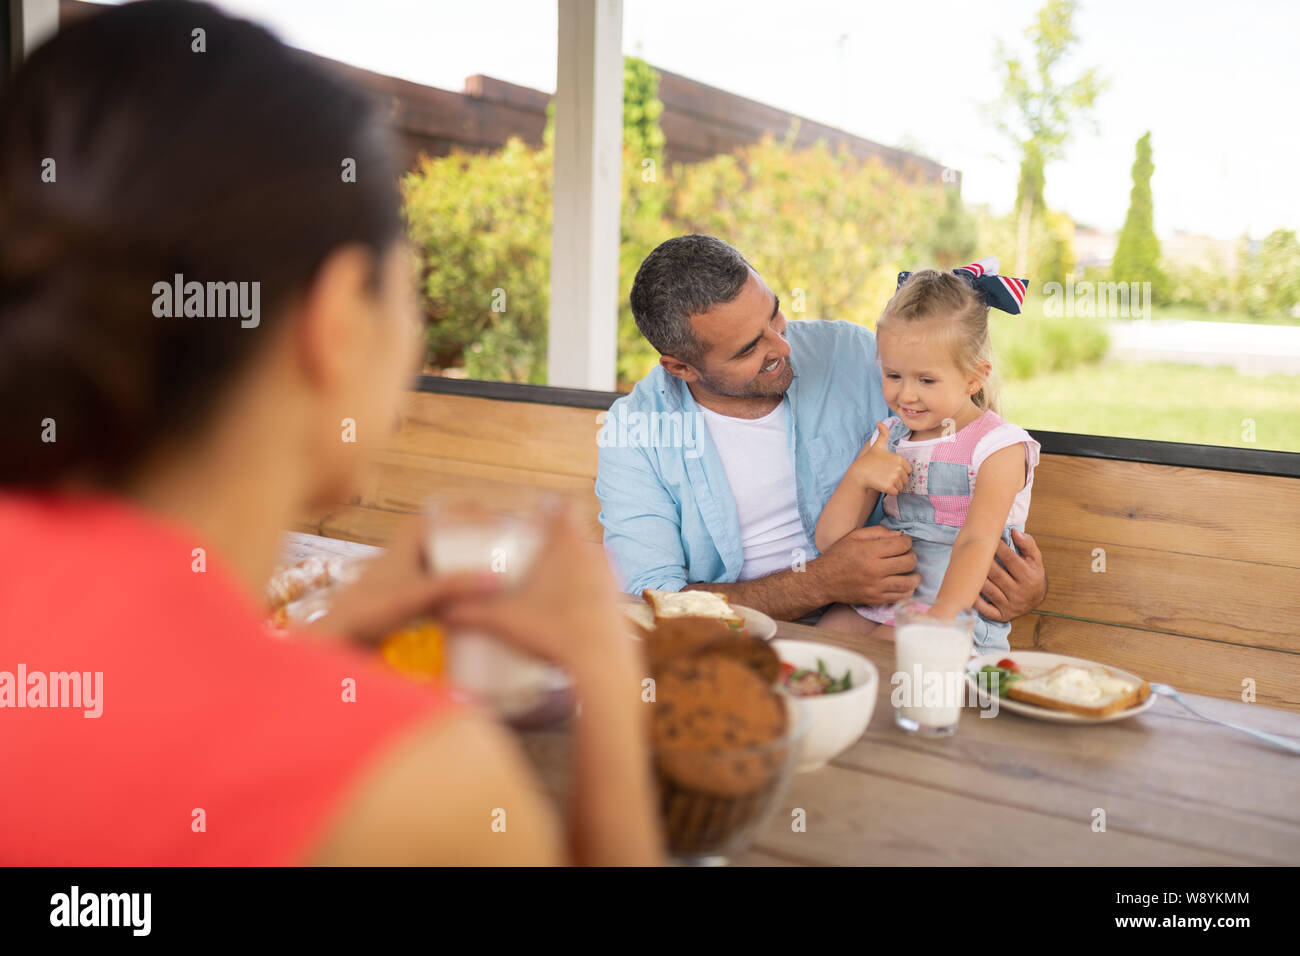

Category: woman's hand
[434, 500, 634, 678]
[853, 422, 911, 496]
[305, 516, 503, 646]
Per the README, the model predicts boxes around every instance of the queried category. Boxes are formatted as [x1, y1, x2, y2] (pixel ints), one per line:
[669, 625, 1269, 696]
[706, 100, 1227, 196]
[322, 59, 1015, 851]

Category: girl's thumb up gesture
[854, 421, 912, 496]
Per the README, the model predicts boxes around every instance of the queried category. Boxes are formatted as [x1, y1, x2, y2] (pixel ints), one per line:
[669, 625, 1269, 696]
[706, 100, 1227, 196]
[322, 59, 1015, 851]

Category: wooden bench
[294, 381, 1300, 712]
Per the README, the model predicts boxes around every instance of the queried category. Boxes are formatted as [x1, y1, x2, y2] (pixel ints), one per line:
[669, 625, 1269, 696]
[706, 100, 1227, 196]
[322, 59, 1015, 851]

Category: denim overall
[867, 412, 1023, 652]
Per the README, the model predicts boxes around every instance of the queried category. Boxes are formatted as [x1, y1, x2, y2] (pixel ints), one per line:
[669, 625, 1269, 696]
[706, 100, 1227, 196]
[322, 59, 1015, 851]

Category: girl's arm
[929, 444, 1026, 620]
[814, 421, 911, 553]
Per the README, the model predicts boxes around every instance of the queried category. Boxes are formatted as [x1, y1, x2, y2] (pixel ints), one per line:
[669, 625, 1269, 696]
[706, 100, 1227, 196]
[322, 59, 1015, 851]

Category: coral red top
[0, 492, 463, 865]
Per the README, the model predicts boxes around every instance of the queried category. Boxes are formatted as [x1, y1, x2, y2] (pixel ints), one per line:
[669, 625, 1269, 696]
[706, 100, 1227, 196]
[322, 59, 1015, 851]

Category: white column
[16, 0, 58, 60]
[547, 0, 623, 391]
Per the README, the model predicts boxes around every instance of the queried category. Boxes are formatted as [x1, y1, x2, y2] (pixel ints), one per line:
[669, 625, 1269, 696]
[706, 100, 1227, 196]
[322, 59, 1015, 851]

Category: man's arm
[688, 526, 922, 621]
[975, 528, 1048, 622]
[686, 567, 828, 622]
[595, 437, 690, 594]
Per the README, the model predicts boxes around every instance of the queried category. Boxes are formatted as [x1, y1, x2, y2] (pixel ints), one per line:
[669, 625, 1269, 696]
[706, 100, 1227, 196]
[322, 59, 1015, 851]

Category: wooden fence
[59, 0, 953, 184]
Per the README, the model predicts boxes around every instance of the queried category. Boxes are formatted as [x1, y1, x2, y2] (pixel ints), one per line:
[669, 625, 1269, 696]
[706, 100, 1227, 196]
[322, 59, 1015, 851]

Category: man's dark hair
[629, 234, 751, 362]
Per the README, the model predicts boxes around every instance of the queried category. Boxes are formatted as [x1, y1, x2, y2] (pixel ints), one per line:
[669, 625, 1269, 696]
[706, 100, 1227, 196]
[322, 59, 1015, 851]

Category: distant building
[1073, 226, 1241, 273]
[1073, 227, 1117, 270]
[1162, 231, 1240, 272]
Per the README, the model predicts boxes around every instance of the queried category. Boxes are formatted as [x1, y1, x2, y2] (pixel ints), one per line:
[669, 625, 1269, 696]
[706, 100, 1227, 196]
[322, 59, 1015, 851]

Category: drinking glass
[424, 506, 571, 727]
[892, 601, 975, 737]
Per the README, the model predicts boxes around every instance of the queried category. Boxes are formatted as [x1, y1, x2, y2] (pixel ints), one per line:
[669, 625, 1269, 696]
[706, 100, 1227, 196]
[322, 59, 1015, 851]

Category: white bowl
[772, 639, 878, 773]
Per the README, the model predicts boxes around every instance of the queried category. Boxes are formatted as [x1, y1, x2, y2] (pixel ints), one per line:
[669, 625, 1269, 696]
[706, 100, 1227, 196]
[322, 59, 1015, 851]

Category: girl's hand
[853, 421, 912, 496]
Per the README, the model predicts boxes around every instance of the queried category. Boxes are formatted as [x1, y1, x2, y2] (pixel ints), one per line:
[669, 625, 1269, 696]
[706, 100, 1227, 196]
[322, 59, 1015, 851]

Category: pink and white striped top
[870, 409, 1040, 531]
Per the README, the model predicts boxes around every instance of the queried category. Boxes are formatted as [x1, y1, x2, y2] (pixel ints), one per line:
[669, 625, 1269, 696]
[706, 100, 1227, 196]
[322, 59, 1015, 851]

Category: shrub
[402, 64, 1112, 386]
[1162, 256, 1236, 314]
[975, 205, 1075, 289]
[671, 132, 949, 330]
[1160, 230, 1300, 319]
[1237, 229, 1300, 318]
[402, 138, 552, 382]
[991, 307, 1109, 382]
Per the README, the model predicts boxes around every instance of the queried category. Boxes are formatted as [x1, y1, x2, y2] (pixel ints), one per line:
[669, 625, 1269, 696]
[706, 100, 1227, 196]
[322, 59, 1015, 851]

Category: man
[595, 234, 1047, 624]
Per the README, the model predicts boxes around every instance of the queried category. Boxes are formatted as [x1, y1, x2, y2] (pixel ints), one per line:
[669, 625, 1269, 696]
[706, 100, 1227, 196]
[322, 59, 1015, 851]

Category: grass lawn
[1000, 360, 1300, 453]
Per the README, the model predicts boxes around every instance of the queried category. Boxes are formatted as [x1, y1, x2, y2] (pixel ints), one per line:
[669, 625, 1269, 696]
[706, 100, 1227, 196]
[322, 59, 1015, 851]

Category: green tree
[615, 58, 671, 384]
[402, 138, 552, 383]
[621, 56, 666, 160]
[989, 0, 1105, 274]
[1237, 229, 1300, 317]
[408, 56, 671, 384]
[671, 132, 946, 333]
[925, 186, 979, 269]
[975, 204, 1076, 289]
[1110, 131, 1165, 300]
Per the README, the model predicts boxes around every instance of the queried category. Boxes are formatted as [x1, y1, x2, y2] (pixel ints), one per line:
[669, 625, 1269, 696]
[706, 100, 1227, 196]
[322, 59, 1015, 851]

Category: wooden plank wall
[295, 391, 1300, 712]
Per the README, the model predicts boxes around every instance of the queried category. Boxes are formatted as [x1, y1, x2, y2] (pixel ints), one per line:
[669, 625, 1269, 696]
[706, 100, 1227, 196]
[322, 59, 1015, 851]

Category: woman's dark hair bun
[0, 0, 403, 488]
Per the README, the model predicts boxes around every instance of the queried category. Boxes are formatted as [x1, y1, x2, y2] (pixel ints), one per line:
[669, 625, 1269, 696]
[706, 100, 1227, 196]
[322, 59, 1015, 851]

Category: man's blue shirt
[595, 319, 892, 594]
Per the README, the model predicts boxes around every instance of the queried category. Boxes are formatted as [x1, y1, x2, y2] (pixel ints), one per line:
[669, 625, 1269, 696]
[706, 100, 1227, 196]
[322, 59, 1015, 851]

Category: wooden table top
[282, 531, 1300, 866]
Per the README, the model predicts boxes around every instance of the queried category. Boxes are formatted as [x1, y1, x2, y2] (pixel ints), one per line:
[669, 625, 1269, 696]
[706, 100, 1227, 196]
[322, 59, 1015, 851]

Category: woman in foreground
[0, 0, 660, 865]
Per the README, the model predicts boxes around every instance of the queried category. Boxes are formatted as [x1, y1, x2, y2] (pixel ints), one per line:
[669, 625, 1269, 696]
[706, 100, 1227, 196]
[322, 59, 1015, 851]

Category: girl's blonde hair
[876, 269, 1000, 415]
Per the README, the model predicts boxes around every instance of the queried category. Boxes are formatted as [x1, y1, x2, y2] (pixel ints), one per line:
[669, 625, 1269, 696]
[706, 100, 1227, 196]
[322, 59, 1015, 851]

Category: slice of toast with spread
[1006, 663, 1150, 718]
[641, 588, 745, 629]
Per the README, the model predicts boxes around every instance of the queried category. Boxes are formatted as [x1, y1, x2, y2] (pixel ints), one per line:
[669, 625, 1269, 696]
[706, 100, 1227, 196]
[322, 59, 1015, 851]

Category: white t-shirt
[698, 401, 812, 581]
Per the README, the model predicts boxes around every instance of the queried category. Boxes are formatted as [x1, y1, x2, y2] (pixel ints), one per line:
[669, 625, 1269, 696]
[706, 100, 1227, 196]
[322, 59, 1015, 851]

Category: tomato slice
[996, 657, 1019, 672]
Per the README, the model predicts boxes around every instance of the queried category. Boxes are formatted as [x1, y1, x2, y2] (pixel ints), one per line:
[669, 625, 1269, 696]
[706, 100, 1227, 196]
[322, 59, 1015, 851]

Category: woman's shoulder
[0, 492, 464, 864]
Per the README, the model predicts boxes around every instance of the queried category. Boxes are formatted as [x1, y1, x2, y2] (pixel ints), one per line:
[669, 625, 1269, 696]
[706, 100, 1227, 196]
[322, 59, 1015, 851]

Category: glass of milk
[892, 602, 976, 737]
[424, 505, 571, 725]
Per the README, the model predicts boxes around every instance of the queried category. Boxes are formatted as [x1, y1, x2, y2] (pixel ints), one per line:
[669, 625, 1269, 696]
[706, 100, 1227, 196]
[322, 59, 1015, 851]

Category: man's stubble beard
[696, 357, 795, 399]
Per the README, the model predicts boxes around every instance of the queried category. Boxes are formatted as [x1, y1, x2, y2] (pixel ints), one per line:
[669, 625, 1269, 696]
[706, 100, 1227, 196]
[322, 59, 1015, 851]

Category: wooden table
[282, 532, 1300, 866]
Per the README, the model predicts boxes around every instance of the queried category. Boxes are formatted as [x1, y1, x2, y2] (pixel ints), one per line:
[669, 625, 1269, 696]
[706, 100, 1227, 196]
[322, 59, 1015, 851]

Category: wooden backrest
[295, 389, 1300, 711]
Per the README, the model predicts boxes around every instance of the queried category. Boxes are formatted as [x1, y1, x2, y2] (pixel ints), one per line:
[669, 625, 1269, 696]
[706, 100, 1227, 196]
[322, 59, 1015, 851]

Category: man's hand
[815, 524, 920, 607]
[853, 421, 911, 495]
[974, 528, 1048, 622]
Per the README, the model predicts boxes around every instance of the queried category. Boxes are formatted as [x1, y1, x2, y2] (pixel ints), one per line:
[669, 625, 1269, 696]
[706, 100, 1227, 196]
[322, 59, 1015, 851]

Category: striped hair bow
[897, 256, 1029, 315]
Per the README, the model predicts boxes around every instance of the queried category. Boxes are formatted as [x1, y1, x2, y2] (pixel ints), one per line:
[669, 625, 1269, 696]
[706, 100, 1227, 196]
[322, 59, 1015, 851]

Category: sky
[91, 0, 1300, 240]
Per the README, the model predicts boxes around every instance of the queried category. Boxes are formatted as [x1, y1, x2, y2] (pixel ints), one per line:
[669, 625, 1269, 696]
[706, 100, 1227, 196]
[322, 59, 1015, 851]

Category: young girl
[815, 258, 1041, 652]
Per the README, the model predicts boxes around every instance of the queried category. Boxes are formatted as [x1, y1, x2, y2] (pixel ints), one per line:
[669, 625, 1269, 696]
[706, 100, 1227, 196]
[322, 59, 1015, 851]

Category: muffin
[651, 652, 794, 857]
[642, 616, 779, 683]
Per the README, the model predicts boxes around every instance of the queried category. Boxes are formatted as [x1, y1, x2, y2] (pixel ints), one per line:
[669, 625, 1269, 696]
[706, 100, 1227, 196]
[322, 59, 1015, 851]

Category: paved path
[1107, 319, 1300, 374]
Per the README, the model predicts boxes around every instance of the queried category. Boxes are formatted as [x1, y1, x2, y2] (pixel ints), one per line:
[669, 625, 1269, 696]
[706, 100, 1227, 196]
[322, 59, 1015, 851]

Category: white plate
[620, 601, 778, 641]
[965, 650, 1157, 724]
